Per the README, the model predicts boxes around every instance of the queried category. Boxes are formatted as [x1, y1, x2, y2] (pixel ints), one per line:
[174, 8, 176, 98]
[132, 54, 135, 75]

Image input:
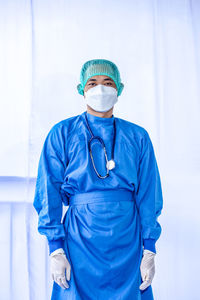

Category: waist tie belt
[68, 189, 134, 206]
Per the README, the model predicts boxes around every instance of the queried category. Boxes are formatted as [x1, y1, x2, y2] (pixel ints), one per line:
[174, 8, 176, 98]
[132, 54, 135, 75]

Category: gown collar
[84, 110, 115, 125]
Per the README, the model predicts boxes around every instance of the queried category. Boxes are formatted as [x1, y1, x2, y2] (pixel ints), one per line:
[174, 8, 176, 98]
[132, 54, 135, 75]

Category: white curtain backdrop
[0, 0, 200, 299]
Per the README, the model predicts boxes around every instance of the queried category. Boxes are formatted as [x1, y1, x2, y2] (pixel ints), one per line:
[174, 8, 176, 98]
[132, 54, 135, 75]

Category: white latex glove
[139, 249, 156, 291]
[50, 248, 71, 289]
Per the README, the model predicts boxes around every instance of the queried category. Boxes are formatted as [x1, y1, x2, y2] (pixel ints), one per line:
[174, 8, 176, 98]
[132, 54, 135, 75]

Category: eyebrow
[87, 78, 113, 82]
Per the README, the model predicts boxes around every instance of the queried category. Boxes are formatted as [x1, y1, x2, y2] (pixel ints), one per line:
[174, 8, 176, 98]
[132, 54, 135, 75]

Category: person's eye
[89, 83, 96, 86]
[105, 82, 112, 85]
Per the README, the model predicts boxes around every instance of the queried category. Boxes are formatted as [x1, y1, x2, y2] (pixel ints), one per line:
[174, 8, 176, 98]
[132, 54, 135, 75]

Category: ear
[118, 83, 124, 96]
[77, 84, 84, 95]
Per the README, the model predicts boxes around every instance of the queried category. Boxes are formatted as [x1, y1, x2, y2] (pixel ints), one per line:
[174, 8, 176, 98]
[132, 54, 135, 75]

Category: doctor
[33, 59, 163, 300]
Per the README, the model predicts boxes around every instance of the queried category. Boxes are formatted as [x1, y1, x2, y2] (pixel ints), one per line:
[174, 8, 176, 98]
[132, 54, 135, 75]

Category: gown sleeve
[33, 123, 68, 255]
[135, 130, 163, 254]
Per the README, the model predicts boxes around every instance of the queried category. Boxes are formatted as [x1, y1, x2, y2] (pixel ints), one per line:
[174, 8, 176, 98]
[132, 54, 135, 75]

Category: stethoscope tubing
[84, 111, 116, 179]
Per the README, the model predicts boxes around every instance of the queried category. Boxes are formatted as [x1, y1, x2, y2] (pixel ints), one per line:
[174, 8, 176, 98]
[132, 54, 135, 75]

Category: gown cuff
[143, 238, 156, 254]
[48, 239, 64, 255]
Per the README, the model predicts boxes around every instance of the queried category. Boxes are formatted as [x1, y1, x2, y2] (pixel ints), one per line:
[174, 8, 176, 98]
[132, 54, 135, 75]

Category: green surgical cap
[77, 59, 124, 96]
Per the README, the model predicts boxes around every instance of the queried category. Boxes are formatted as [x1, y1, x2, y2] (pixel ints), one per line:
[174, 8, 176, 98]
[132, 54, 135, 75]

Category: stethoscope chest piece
[106, 159, 115, 170]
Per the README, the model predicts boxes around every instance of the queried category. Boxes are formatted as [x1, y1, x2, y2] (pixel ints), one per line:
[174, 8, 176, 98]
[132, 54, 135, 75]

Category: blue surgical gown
[33, 110, 163, 300]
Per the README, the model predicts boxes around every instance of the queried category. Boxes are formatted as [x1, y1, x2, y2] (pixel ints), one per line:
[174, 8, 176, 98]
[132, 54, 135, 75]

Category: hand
[139, 249, 156, 291]
[50, 248, 71, 289]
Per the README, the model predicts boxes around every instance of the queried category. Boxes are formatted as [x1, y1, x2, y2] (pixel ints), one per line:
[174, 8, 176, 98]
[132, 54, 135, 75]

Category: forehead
[87, 75, 114, 82]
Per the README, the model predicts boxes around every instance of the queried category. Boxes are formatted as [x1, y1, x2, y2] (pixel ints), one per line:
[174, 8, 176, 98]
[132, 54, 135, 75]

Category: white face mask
[84, 84, 118, 112]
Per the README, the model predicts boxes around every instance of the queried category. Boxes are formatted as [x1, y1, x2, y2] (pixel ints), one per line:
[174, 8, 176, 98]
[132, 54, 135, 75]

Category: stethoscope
[84, 111, 116, 179]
